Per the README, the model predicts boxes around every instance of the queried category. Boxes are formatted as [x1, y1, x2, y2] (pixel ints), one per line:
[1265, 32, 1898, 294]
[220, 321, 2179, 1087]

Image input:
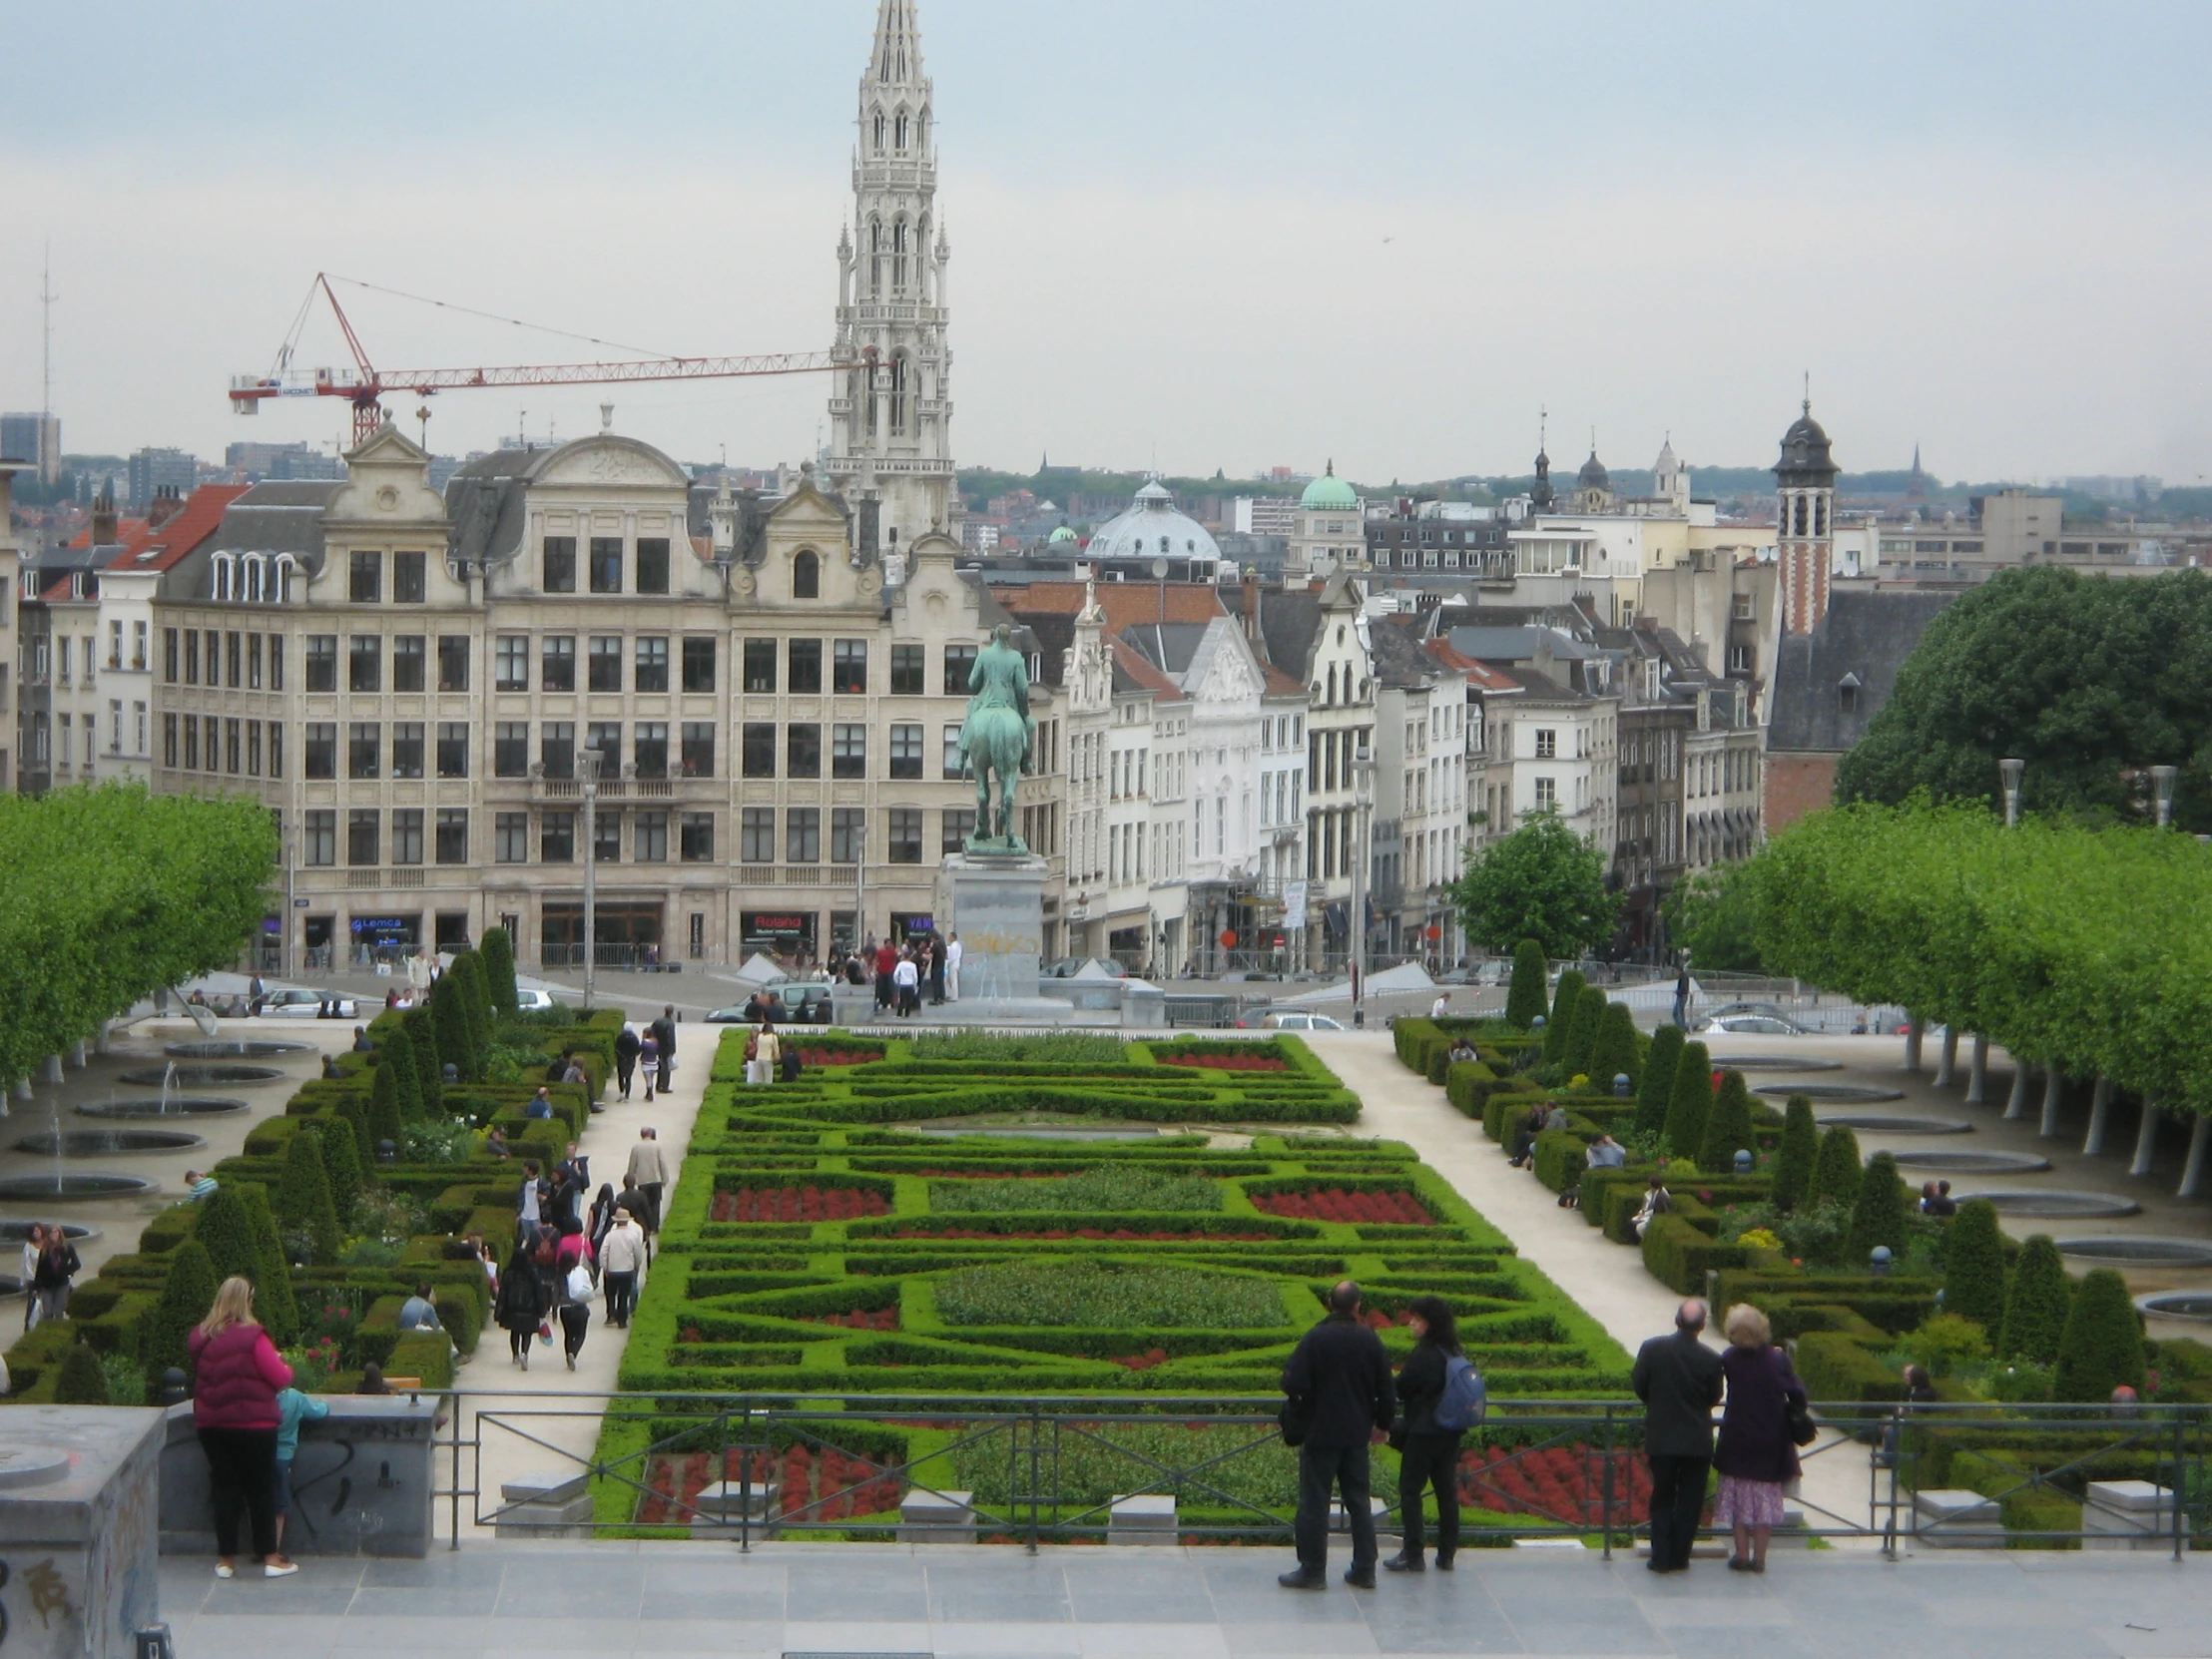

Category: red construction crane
[230, 273, 849, 447]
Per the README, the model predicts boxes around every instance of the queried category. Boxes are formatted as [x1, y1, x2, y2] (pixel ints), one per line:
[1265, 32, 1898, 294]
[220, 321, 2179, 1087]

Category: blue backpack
[1432, 1354, 1487, 1432]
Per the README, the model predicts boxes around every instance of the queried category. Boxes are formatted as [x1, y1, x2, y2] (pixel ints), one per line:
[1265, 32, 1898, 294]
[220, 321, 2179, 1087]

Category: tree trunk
[2004, 1062, 2032, 1121]
[2180, 1116, 2211, 1200]
[2039, 1066, 2065, 1138]
[1904, 1018, 1924, 1074]
[1935, 1027, 1958, 1088]
[1964, 1035, 1989, 1105]
[2082, 1077, 2115, 1158]
[2130, 1095, 2162, 1178]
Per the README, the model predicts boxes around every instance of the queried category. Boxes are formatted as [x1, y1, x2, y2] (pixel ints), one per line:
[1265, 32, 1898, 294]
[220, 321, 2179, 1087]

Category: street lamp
[1998, 758, 2024, 829]
[2151, 765, 2178, 830]
[1351, 744, 1375, 1027]
[578, 749, 602, 1010]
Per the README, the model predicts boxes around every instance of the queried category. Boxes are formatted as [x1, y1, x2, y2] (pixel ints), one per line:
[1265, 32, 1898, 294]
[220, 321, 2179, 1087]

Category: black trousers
[199, 1425, 279, 1559]
[1295, 1440, 1376, 1571]
[558, 1302, 590, 1358]
[1396, 1432, 1463, 1561]
[603, 1270, 637, 1326]
[616, 1057, 635, 1096]
[1646, 1452, 1710, 1570]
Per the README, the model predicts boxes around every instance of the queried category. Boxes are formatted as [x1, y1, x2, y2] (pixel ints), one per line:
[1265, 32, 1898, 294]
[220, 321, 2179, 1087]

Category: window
[587, 721, 621, 773]
[248, 634, 264, 689]
[787, 723, 823, 779]
[226, 632, 242, 688]
[495, 813, 528, 863]
[224, 717, 241, 773]
[182, 631, 198, 685]
[1534, 777, 1556, 811]
[635, 637, 670, 693]
[541, 811, 575, 862]
[681, 722, 714, 778]
[435, 809, 468, 864]
[162, 714, 179, 768]
[245, 719, 261, 775]
[270, 721, 285, 779]
[494, 636, 528, 691]
[589, 537, 623, 594]
[832, 639, 867, 694]
[437, 636, 469, 692]
[943, 643, 977, 695]
[886, 808, 923, 864]
[163, 628, 179, 683]
[390, 723, 425, 779]
[436, 723, 468, 778]
[541, 635, 576, 693]
[347, 809, 379, 866]
[494, 723, 529, 777]
[349, 550, 381, 603]
[742, 723, 777, 778]
[831, 807, 865, 864]
[743, 639, 776, 693]
[543, 537, 576, 593]
[788, 639, 823, 693]
[634, 811, 668, 862]
[303, 810, 335, 866]
[273, 634, 287, 693]
[889, 722, 923, 780]
[786, 807, 821, 863]
[389, 548, 427, 603]
[391, 809, 424, 865]
[587, 636, 622, 692]
[541, 723, 575, 780]
[594, 811, 622, 864]
[305, 635, 336, 692]
[348, 723, 380, 779]
[680, 813, 715, 861]
[682, 636, 716, 693]
[831, 723, 866, 780]
[635, 538, 670, 595]
[793, 549, 820, 598]
[1839, 681, 1859, 715]
[392, 635, 426, 693]
[349, 635, 381, 693]
[304, 723, 337, 780]
[943, 725, 964, 779]
[890, 643, 924, 695]
[633, 722, 668, 779]
[942, 808, 976, 853]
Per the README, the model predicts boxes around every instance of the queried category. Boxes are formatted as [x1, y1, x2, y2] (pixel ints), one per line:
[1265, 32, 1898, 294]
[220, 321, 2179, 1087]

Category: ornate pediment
[534, 436, 689, 491]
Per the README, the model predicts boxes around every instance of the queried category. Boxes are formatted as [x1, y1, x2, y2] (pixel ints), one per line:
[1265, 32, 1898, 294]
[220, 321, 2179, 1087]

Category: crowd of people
[491, 1126, 666, 1371]
[825, 932, 962, 1015]
[19, 1224, 80, 1330]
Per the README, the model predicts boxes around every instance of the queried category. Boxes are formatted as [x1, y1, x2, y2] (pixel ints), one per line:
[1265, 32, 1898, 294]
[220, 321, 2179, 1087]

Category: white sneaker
[265, 1561, 299, 1579]
[214, 1563, 234, 1580]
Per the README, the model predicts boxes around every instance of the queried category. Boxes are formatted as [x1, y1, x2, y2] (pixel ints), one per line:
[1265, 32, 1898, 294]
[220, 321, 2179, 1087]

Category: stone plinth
[688, 1480, 781, 1540]
[160, 1395, 438, 1557]
[2082, 1479, 2173, 1550]
[897, 1488, 977, 1543]
[1108, 1493, 1177, 1544]
[494, 1469, 593, 1538]
[0, 1406, 164, 1659]
[1913, 1487, 2000, 1548]
[936, 853, 1067, 1020]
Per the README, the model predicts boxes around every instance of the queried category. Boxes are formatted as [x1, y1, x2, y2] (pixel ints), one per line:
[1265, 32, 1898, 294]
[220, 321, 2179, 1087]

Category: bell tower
[1774, 397, 1840, 634]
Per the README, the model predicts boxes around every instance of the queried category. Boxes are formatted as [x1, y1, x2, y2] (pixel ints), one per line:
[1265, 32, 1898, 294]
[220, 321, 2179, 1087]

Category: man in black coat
[650, 1006, 677, 1092]
[1631, 1298, 1726, 1573]
[1279, 1280, 1396, 1589]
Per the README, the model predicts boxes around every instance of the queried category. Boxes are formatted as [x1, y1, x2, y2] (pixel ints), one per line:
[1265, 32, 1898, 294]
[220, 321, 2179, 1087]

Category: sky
[4, 1, 2209, 488]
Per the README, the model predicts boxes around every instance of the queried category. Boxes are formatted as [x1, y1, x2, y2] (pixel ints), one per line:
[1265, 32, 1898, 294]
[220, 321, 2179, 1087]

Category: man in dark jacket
[1279, 1281, 1396, 1589]
[650, 1006, 678, 1092]
[1631, 1299, 1726, 1573]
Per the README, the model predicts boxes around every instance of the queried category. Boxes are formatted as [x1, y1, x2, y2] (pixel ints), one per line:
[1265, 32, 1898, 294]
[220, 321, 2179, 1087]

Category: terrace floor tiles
[1061, 1564, 1222, 1623]
[783, 1560, 930, 1620]
[924, 1560, 1078, 1622]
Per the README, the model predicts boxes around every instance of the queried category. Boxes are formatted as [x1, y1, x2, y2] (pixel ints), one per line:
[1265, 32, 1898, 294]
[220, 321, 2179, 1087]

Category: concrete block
[897, 1487, 977, 1543]
[0, 1406, 164, 1659]
[1913, 1487, 2000, 1548]
[1108, 1493, 1176, 1544]
[2083, 1479, 2174, 1550]
[501, 1469, 587, 1506]
[694, 1480, 779, 1519]
[494, 1492, 594, 1538]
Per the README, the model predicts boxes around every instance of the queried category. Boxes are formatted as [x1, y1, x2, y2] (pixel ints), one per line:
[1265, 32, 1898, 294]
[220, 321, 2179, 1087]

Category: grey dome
[1775, 405, 1839, 484]
[1085, 478, 1222, 564]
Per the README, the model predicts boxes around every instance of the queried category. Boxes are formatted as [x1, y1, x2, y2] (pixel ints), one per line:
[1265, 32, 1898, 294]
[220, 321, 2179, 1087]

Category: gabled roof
[1109, 636, 1188, 704]
[1768, 589, 1956, 753]
[1257, 587, 1323, 680]
[108, 484, 251, 574]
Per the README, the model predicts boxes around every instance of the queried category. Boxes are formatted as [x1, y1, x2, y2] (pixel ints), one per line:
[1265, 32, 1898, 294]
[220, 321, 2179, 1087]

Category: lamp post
[1351, 744, 1375, 1027]
[2151, 765, 2178, 829]
[578, 750, 601, 1010]
[1998, 757, 2024, 829]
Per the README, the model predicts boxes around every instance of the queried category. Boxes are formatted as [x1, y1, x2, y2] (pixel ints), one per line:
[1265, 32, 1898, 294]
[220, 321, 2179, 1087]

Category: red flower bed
[1159, 1053, 1288, 1072]
[791, 1048, 881, 1067]
[1458, 1443, 1652, 1526]
[1250, 1188, 1433, 1226]
[803, 1307, 899, 1331]
[635, 1443, 901, 1526]
[1109, 1347, 1171, 1372]
[889, 1226, 1276, 1242]
[711, 1185, 889, 1223]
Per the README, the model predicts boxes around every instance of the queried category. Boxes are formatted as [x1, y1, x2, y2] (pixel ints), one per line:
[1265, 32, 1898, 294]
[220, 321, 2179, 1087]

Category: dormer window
[1839, 673, 1862, 715]
[793, 549, 821, 600]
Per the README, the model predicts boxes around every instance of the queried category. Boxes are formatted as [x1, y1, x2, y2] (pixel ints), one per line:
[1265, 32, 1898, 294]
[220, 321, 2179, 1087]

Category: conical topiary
[54, 1340, 109, 1404]
[276, 1127, 341, 1265]
[2053, 1268, 2148, 1401]
[1847, 1151, 1909, 1263]
[453, 951, 492, 1061]
[366, 1059, 403, 1158]
[1634, 1024, 1684, 1140]
[1770, 1096, 1819, 1213]
[143, 1239, 220, 1395]
[193, 1186, 261, 1283]
[1588, 1002, 1640, 1095]
[1811, 1124, 1863, 1209]
[1565, 986, 1608, 1079]
[1662, 1040, 1714, 1160]
[1696, 1069, 1756, 1174]
[401, 1007, 443, 1114]
[480, 924, 520, 1017]
[1942, 1198, 2008, 1335]
[1998, 1235, 2072, 1365]
[1542, 970, 1585, 1064]
[1504, 939, 1548, 1029]
[236, 1182, 297, 1348]
[431, 969, 472, 1081]
[314, 1117, 365, 1211]
[381, 1022, 424, 1121]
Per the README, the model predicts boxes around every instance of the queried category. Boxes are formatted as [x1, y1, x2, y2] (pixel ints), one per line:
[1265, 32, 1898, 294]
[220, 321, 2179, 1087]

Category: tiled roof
[67, 517, 147, 551]
[996, 581, 1226, 629]
[1108, 636, 1188, 703]
[110, 485, 252, 573]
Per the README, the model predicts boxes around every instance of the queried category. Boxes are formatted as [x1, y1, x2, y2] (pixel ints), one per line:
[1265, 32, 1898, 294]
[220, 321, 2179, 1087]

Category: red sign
[1424, 924, 1442, 941]
[1219, 929, 1238, 950]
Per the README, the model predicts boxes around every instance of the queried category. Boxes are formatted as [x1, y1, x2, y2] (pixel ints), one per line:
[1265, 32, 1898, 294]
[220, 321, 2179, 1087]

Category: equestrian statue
[956, 622, 1035, 851]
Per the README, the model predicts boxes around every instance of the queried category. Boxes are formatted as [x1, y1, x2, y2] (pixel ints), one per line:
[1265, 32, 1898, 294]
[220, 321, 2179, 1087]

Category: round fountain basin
[1816, 1113, 1974, 1135]
[2059, 1237, 2212, 1268]
[2137, 1293, 2212, 1323]
[14, 1129, 205, 1158]
[0, 1222, 97, 1247]
[0, 1174, 158, 1201]
[1890, 1150, 2052, 1175]
[1709, 1055, 1845, 1073]
[118, 1064, 283, 1088]
[75, 1097, 248, 1120]
[1963, 1190, 2142, 1220]
[162, 1039, 310, 1060]
[1755, 1082, 1905, 1103]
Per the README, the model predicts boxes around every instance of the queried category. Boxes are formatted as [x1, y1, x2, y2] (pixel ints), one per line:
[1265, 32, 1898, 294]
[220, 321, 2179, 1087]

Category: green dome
[1047, 525, 1077, 543]
[1301, 461, 1357, 511]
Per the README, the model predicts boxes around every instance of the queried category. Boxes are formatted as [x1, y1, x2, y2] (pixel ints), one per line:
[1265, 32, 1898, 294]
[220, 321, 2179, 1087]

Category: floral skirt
[1714, 1474, 1787, 1527]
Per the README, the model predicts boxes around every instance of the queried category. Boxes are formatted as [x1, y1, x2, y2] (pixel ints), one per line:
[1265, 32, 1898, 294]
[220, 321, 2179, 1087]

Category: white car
[1258, 1011, 1344, 1031]
[1697, 1012, 1808, 1036]
[262, 988, 358, 1018]
[514, 988, 560, 1012]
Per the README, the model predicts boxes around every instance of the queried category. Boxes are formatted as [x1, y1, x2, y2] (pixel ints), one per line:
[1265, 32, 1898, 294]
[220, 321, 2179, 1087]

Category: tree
[1810, 1124, 1863, 1209]
[1565, 986, 1609, 1079]
[1696, 1070, 1756, 1174]
[382, 1022, 424, 1121]
[1504, 939, 1548, 1029]
[1541, 970, 1585, 1065]
[1588, 1003, 1640, 1093]
[53, 1341, 109, 1404]
[1633, 1025, 1684, 1139]
[479, 924, 520, 1017]
[1449, 811, 1624, 960]
[276, 1128, 341, 1265]
[1662, 1040, 1714, 1160]
[402, 1007, 443, 1114]
[1770, 1096, 1819, 1213]
[143, 1239, 220, 1393]
[430, 969, 473, 1082]
[453, 951, 493, 1059]
[367, 1060, 403, 1158]
[1942, 1199, 2008, 1334]
[1998, 1235, 2072, 1364]
[1661, 861, 1765, 972]
[193, 1187, 261, 1283]
[237, 1182, 297, 1348]
[314, 1118, 365, 1212]
[1847, 1151, 1909, 1262]
[2052, 1268, 2148, 1401]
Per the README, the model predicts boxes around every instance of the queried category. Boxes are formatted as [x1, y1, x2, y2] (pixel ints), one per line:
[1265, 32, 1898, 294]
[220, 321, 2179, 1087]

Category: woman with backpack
[1384, 1295, 1479, 1573]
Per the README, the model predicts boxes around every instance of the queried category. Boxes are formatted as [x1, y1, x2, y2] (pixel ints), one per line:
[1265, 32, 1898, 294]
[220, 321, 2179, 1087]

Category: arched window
[892, 219, 909, 291]
[916, 112, 927, 152]
[873, 111, 886, 152]
[1327, 665, 1338, 706]
[794, 549, 821, 600]
[888, 354, 908, 433]
[868, 218, 883, 297]
[276, 555, 295, 603]
[212, 554, 233, 602]
[895, 112, 908, 150]
[246, 557, 264, 604]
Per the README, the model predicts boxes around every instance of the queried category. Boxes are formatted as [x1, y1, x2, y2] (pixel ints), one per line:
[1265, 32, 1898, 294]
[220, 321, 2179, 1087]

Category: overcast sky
[5, 1, 2208, 487]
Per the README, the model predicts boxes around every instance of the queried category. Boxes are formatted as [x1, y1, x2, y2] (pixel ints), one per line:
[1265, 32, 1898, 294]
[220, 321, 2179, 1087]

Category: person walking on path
[1672, 964, 1692, 1029]
[613, 1025, 641, 1100]
[752, 1022, 782, 1085]
[495, 1240, 550, 1370]
[628, 1128, 670, 1237]
[33, 1226, 80, 1326]
[188, 1277, 299, 1579]
[1384, 1295, 1473, 1573]
[20, 1225, 43, 1332]
[892, 950, 920, 1017]
[945, 932, 962, 1000]
[555, 1255, 593, 1371]
[1279, 1280, 1396, 1590]
[1713, 1303, 1808, 1573]
[1632, 1298, 1726, 1574]
[651, 1006, 678, 1093]
[638, 1031, 661, 1103]
[601, 1206, 648, 1328]
[271, 1382, 329, 1551]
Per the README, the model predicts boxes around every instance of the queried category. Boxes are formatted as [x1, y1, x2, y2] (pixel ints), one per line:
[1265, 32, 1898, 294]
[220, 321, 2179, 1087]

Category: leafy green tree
[276, 1128, 341, 1265]
[2053, 1268, 2148, 1401]
[1770, 1096, 1819, 1213]
[1633, 1025, 1684, 1138]
[237, 1183, 297, 1347]
[1565, 986, 1608, 1079]
[193, 1187, 261, 1283]
[1847, 1152, 1909, 1262]
[53, 1341, 109, 1404]
[1448, 811, 1624, 960]
[367, 1060, 403, 1158]
[1504, 939, 1548, 1029]
[1541, 970, 1585, 1065]
[1942, 1198, 2008, 1334]
[1588, 1002, 1640, 1093]
[1810, 1125, 1863, 1209]
[1662, 1040, 1714, 1160]
[1998, 1235, 2072, 1364]
[1696, 1070, 1756, 1174]
[479, 925, 520, 1017]
[314, 1119, 365, 1211]
[143, 1239, 220, 1392]
[1661, 861, 1764, 972]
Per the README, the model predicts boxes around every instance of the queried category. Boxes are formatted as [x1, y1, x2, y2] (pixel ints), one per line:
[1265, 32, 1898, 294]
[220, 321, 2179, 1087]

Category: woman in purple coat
[1712, 1303, 1807, 1573]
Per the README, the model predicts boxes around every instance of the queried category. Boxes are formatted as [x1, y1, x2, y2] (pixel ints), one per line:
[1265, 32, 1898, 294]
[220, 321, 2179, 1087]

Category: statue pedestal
[937, 852, 1069, 1021]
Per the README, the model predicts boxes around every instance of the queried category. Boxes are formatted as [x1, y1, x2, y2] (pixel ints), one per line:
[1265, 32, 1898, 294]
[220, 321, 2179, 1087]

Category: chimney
[149, 485, 186, 532]
[92, 493, 119, 548]
[1241, 567, 1259, 645]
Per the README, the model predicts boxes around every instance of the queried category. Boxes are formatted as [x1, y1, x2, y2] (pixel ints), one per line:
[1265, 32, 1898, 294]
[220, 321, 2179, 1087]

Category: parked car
[261, 989, 357, 1018]
[1239, 1010, 1345, 1031]
[705, 982, 836, 1025]
[514, 988, 560, 1012]
[1040, 957, 1129, 979]
[1697, 1012, 1809, 1036]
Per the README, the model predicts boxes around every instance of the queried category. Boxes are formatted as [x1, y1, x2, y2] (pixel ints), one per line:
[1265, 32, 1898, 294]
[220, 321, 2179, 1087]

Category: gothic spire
[871, 0, 924, 86]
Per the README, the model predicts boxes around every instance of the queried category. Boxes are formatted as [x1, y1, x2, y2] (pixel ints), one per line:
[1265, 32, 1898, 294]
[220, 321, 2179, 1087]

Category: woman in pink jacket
[187, 1277, 299, 1578]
